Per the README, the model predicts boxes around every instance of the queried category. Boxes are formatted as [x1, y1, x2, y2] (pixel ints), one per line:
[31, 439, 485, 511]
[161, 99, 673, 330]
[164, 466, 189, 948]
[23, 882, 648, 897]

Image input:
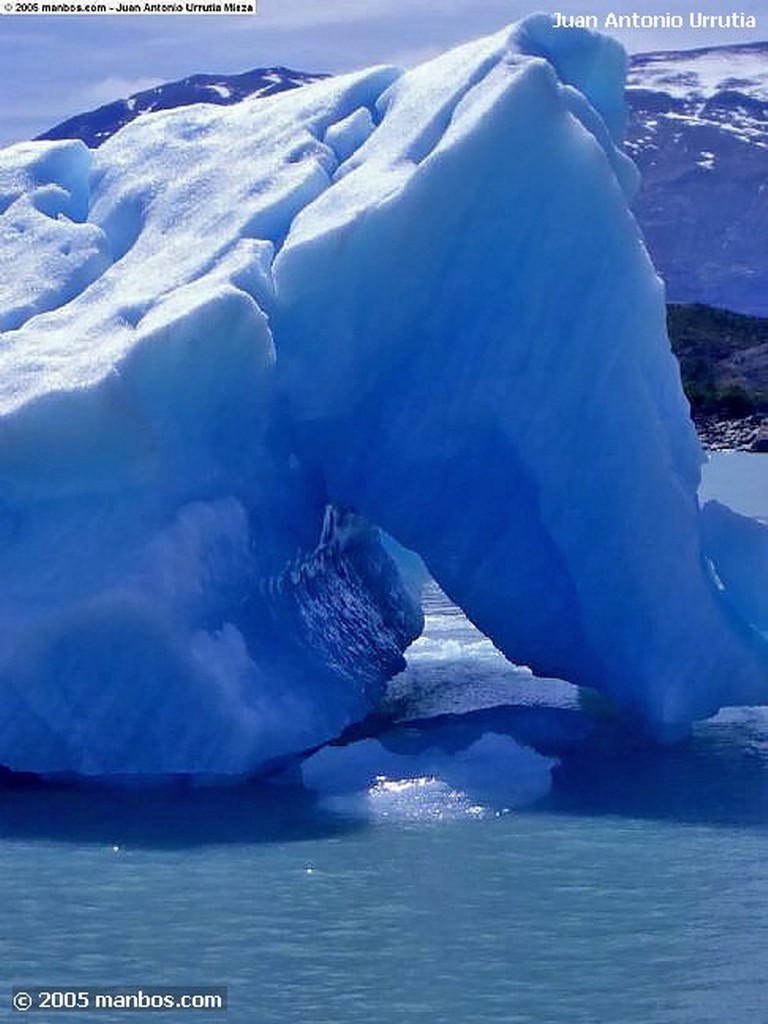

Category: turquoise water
[2, 761, 768, 1024]
[2, 452, 768, 1023]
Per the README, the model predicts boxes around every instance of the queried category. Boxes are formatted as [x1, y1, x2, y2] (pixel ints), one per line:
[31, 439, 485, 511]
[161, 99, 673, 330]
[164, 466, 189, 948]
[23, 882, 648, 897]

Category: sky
[0, 0, 765, 146]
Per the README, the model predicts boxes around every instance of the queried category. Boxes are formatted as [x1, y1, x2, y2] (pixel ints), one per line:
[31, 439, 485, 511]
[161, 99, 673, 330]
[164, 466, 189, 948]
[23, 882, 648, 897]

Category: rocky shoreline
[695, 414, 768, 452]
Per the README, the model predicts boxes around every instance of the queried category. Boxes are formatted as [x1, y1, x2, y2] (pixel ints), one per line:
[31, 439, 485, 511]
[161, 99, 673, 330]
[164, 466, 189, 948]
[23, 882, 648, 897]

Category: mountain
[36, 67, 326, 148]
[667, 303, 768, 416]
[626, 42, 768, 317]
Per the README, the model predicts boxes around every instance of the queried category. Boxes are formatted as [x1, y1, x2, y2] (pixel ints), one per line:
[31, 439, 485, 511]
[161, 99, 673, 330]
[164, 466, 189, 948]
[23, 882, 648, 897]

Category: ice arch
[271, 17, 768, 737]
[0, 16, 766, 776]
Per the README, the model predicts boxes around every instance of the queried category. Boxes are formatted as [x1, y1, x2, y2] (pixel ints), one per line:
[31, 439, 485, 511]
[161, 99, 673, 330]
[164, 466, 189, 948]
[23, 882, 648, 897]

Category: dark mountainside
[36, 67, 327, 148]
[626, 41, 768, 320]
[667, 305, 768, 448]
[628, 42, 768, 447]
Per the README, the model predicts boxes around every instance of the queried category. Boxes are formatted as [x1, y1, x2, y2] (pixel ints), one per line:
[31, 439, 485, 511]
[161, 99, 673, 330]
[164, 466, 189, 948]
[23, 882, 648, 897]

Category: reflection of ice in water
[321, 776, 487, 823]
[302, 732, 557, 823]
[382, 582, 580, 721]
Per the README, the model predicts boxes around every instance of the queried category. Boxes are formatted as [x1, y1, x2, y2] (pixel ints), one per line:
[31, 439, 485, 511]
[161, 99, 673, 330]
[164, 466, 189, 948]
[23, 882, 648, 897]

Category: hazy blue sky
[1, 0, 765, 146]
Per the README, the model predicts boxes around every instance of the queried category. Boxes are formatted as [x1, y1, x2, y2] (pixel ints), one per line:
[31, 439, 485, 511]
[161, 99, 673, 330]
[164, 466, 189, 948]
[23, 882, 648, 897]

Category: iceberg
[0, 15, 767, 777]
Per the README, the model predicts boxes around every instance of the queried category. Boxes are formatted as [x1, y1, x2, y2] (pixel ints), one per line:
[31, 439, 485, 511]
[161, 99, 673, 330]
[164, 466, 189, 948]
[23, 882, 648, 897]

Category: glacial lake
[1, 451, 767, 1024]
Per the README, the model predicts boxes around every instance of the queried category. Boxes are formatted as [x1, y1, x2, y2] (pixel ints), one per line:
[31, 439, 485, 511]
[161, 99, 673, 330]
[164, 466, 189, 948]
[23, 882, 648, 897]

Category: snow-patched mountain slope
[627, 42, 768, 316]
[37, 67, 326, 148]
[1, 16, 768, 777]
[629, 43, 768, 102]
